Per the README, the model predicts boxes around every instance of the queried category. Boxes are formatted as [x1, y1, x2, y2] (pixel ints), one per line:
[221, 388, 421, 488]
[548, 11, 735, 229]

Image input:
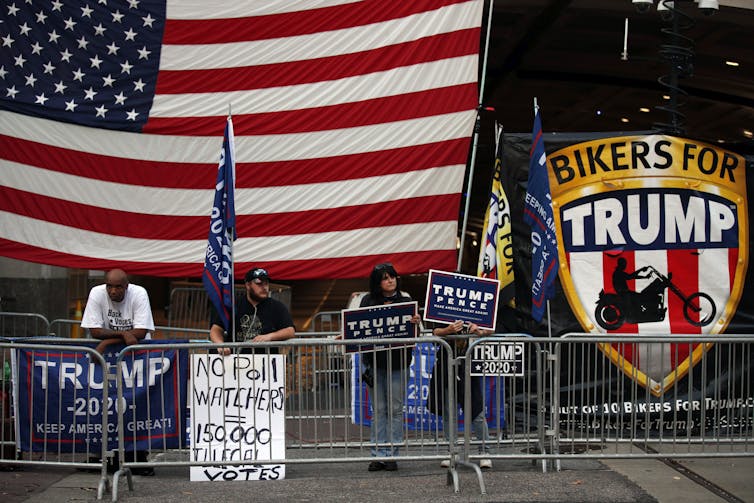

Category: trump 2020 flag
[523, 108, 558, 322]
[202, 117, 236, 330]
[477, 122, 515, 306]
[0, 1, 483, 279]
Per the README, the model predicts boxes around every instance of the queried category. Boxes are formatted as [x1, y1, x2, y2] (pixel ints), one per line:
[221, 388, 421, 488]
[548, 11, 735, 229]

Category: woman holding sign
[360, 263, 420, 472]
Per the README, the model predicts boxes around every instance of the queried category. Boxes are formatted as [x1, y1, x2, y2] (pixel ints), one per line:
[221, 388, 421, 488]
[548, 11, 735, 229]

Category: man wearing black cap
[209, 267, 295, 355]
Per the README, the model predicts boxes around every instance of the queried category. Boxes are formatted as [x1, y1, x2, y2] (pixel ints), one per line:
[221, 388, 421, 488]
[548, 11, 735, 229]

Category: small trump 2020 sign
[469, 341, 525, 377]
[423, 270, 499, 330]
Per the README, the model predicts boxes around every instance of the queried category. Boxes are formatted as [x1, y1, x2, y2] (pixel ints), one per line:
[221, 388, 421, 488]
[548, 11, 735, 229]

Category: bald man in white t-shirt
[81, 269, 154, 354]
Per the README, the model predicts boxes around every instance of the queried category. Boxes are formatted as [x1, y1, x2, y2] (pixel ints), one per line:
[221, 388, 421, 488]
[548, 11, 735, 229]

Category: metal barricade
[49, 318, 84, 338]
[96, 331, 754, 500]
[167, 286, 291, 329]
[111, 335, 460, 500]
[308, 310, 341, 333]
[553, 333, 754, 461]
[0, 312, 50, 338]
[459, 335, 546, 494]
[0, 339, 110, 500]
[153, 325, 209, 340]
[48, 320, 210, 341]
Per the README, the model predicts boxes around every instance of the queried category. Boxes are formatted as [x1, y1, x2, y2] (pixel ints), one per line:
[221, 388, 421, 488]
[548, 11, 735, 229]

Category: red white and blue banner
[350, 344, 505, 431]
[13, 341, 188, 452]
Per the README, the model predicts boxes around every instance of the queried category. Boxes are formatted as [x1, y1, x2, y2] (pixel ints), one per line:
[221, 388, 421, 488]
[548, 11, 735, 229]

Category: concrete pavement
[3, 455, 753, 503]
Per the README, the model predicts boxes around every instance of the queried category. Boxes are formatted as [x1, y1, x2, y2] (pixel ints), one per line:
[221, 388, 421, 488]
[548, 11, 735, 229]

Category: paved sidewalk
[0, 458, 658, 503]
[3, 456, 753, 502]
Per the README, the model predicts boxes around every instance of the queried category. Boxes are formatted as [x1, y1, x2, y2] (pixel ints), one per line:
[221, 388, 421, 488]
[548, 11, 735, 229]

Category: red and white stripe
[569, 248, 736, 383]
[0, 0, 482, 278]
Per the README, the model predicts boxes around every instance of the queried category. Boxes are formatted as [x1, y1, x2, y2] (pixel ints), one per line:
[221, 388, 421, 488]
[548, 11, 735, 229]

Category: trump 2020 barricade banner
[424, 269, 500, 329]
[350, 344, 505, 431]
[14, 341, 188, 452]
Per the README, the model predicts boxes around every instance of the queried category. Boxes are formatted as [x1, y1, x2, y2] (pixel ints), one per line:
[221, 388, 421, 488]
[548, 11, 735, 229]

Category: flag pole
[228, 105, 236, 346]
[203, 108, 237, 351]
[457, 0, 495, 272]
[532, 97, 550, 337]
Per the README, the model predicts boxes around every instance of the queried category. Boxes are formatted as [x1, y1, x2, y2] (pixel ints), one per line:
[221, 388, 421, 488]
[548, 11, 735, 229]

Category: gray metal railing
[2, 319, 753, 501]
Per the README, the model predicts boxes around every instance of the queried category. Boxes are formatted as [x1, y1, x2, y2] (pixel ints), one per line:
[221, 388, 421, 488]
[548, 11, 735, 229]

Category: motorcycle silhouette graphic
[595, 265, 716, 331]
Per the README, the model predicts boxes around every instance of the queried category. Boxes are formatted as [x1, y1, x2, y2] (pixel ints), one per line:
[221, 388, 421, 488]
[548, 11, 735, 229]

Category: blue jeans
[369, 366, 405, 457]
[443, 405, 490, 454]
[442, 373, 489, 454]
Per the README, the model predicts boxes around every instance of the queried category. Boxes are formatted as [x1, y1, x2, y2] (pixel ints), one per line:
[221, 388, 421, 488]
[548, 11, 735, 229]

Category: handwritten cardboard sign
[190, 354, 285, 481]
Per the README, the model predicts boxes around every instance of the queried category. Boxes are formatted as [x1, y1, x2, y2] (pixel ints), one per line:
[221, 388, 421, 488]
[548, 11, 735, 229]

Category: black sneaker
[383, 461, 398, 471]
[368, 461, 385, 471]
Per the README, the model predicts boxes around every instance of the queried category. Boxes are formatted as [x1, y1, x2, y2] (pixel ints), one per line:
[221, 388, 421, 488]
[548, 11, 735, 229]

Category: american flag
[0, 0, 482, 279]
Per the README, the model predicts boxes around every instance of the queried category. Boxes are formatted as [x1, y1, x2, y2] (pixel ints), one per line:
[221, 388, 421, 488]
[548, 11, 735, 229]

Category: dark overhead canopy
[460, 0, 754, 263]
[481, 0, 753, 141]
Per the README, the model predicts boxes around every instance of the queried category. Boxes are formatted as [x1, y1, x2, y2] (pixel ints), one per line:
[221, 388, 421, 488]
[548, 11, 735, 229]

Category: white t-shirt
[81, 284, 154, 339]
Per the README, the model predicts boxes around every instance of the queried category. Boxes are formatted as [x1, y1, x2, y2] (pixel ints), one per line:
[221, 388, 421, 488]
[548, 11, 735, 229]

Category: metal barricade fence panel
[555, 334, 754, 460]
[462, 336, 546, 467]
[167, 286, 290, 330]
[47, 321, 211, 341]
[0, 340, 110, 500]
[111, 335, 460, 498]
[49, 318, 84, 338]
[308, 311, 341, 333]
[0, 312, 50, 338]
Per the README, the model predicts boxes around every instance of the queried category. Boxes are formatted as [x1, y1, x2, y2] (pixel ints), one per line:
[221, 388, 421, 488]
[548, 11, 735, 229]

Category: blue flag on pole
[202, 117, 237, 330]
[523, 109, 558, 322]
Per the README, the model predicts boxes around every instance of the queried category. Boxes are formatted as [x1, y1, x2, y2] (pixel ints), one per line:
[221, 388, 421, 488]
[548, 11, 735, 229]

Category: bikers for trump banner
[498, 130, 754, 434]
[12, 341, 188, 452]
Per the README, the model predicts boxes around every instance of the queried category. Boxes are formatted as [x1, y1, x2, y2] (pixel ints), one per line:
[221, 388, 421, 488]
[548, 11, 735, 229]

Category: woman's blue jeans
[369, 366, 405, 457]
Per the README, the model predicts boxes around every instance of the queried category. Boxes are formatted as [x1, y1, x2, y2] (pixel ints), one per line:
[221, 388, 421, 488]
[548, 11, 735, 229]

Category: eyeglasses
[375, 262, 394, 271]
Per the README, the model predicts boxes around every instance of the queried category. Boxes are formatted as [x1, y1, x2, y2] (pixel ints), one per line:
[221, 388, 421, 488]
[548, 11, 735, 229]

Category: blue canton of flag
[202, 117, 237, 331]
[523, 109, 558, 322]
[0, 1, 164, 132]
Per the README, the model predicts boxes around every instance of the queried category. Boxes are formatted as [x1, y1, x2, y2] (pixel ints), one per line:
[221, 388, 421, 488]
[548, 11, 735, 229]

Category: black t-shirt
[210, 295, 294, 353]
[359, 292, 414, 369]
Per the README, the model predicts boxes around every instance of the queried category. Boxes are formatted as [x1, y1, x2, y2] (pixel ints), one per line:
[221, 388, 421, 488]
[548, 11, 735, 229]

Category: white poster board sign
[190, 354, 286, 481]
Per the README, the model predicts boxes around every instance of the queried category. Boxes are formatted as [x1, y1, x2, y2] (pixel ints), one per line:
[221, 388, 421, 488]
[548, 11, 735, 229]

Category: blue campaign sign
[350, 344, 505, 431]
[424, 270, 500, 329]
[14, 341, 189, 452]
[342, 301, 418, 352]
